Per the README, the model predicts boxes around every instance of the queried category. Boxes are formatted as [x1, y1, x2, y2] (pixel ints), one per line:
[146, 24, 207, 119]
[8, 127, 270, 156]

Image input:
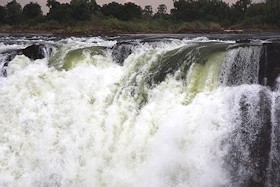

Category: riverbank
[1, 20, 279, 37]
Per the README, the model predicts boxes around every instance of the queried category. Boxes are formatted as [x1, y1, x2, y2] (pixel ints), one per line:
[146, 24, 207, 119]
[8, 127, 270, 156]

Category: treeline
[0, 0, 280, 31]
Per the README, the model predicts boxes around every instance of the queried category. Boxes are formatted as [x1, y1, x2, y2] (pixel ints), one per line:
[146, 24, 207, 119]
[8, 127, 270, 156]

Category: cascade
[0, 35, 279, 187]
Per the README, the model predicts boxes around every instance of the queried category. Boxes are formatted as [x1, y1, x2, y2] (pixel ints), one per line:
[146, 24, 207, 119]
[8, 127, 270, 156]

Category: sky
[0, 0, 263, 14]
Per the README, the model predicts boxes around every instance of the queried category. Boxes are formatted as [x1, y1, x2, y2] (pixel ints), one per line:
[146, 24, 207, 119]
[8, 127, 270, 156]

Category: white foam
[0, 36, 274, 186]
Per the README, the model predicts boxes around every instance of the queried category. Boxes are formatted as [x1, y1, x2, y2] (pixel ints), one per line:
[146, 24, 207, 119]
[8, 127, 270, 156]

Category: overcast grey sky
[0, 0, 264, 14]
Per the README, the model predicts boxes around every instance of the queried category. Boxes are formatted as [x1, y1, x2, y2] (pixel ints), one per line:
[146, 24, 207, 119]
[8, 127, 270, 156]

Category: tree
[143, 5, 153, 18]
[154, 4, 169, 19]
[5, 0, 22, 25]
[171, 0, 199, 21]
[230, 0, 252, 23]
[201, 0, 230, 23]
[120, 2, 142, 21]
[47, 0, 60, 8]
[70, 0, 91, 20]
[23, 2, 42, 19]
[47, 1, 72, 23]
[70, 0, 99, 14]
[0, 6, 7, 24]
[171, 0, 230, 24]
[235, 0, 252, 12]
[157, 4, 167, 15]
[101, 2, 123, 19]
[245, 3, 266, 24]
[264, 0, 280, 26]
[88, 0, 99, 13]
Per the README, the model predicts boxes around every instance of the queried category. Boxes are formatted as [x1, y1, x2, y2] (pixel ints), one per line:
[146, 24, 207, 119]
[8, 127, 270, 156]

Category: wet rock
[226, 89, 272, 186]
[0, 44, 49, 77]
[259, 43, 280, 89]
[266, 95, 280, 186]
[111, 39, 183, 65]
[235, 39, 251, 43]
[111, 42, 136, 65]
[236, 39, 251, 43]
[0, 44, 47, 62]
[20, 44, 46, 60]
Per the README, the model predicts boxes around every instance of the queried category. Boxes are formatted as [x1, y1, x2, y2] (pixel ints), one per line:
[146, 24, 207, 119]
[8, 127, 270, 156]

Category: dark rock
[111, 42, 136, 65]
[0, 44, 49, 77]
[226, 89, 272, 186]
[266, 96, 280, 186]
[236, 39, 251, 43]
[0, 44, 47, 62]
[259, 43, 280, 89]
[20, 44, 46, 60]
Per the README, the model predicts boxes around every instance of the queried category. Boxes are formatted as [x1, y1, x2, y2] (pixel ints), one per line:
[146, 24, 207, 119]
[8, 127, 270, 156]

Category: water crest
[0, 35, 279, 187]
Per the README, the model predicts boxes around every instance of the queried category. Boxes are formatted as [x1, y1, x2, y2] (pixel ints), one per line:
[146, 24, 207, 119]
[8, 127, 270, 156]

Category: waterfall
[0, 35, 279, 187]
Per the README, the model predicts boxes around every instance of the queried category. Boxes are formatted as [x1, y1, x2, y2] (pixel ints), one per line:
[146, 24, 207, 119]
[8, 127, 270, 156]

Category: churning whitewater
[0, 35, 279, 187]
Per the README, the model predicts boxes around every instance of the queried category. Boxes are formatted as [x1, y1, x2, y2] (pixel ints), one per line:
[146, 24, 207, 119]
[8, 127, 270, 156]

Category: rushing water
[0, 34, 279, 186]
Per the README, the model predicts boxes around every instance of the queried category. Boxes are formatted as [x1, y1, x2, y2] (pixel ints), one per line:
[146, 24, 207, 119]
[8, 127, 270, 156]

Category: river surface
[0, 34, 280, 186]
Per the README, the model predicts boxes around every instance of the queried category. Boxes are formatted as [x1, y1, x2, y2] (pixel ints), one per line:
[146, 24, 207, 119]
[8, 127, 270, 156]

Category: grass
[2, 15, 276, 36]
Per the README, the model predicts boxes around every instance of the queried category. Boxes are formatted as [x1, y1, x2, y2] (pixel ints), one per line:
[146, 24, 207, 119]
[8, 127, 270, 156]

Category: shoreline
[1, 26, 280, 37]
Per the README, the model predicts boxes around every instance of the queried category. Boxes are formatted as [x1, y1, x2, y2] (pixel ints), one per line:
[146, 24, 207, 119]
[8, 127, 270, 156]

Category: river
[0, 34, 279, 186]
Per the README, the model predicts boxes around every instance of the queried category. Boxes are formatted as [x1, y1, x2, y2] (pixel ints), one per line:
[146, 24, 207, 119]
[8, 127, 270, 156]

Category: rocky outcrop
[0, 44, 49, 77]
[236, 39, 251, 43]
[111, 42, 135, 65]
[259, 43, 280, 89]
[1, 44, 47, 62]
[20, 44, 46, 60]
[226, 89, 272, 186]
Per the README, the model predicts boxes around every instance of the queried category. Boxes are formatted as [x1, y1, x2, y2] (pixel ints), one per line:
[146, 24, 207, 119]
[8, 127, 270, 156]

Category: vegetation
[0, 0, 279, 35]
